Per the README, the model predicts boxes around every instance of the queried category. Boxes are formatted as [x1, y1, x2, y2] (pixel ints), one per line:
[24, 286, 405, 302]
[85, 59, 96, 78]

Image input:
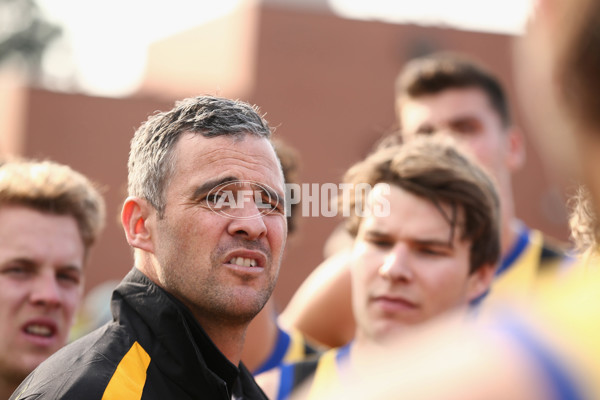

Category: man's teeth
[25, 325, 53, 337]
[229, 257, 258, 267]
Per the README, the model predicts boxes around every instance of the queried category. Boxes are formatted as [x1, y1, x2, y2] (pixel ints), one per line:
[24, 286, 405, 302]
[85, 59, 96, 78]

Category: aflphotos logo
[206, 180, 281, 220]
[205, 180, 391, 220]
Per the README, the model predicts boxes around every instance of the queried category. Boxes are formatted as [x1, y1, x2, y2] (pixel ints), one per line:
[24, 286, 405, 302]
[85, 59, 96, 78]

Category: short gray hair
[127, 95, 273, 216]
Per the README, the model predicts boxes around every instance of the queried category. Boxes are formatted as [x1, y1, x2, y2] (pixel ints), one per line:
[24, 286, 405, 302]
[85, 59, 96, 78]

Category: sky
[37, 0, 242, 96]
[35, 0, 533, 97]
[329, 0, 533, 35]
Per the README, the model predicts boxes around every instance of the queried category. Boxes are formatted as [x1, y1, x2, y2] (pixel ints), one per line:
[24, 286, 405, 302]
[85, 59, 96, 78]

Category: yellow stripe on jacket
[102, 341, 151, 400]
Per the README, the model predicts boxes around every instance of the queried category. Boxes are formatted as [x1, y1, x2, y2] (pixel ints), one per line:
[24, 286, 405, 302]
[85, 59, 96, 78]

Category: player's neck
[240, 299, 279, 371]
[501, 219, 520, 259]
[203, 322, 248, 366]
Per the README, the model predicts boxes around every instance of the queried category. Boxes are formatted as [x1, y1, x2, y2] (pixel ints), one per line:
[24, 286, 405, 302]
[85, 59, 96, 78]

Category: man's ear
[466, 263, 497, 303]
[506, 126, 526, 172]
[121, 196, 155, 254]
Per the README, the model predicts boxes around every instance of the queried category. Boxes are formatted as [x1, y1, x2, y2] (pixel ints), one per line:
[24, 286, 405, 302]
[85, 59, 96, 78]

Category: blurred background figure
[394, 52, 573, 299]
[0, 158, 105, 399]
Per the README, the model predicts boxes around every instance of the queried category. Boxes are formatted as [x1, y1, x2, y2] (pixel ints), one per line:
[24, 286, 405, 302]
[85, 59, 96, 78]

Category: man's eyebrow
[57, 264, 84, 273]
[363, 231, 453, 247]
[413, 239, 454, 248]
[448, 115, 482, 123]
[2, 258, 36, 268]
[415, 123, 435, 133]
[363, 230, 391, 238]
[192, 176, 239, 199]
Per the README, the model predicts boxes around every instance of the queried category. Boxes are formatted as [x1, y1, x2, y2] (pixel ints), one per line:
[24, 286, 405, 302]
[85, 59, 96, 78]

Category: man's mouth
[373, 295, 420, 311]
[228, 257, 258, 267]
[24, 323, 56, 338]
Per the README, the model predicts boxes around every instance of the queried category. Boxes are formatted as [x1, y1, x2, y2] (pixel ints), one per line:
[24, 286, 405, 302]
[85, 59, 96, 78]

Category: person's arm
[279, 249, 355, 348]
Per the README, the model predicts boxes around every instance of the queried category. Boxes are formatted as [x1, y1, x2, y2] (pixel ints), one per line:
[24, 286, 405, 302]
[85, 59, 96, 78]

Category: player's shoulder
[11, 322, 136, 400]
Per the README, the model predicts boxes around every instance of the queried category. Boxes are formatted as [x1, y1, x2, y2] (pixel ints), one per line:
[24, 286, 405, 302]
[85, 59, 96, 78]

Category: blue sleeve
[500, 316, 585, 400]
[276, 363, 295, 400]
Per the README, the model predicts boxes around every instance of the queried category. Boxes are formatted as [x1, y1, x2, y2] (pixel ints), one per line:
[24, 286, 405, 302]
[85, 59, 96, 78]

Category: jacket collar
[112, 268, 261, 398]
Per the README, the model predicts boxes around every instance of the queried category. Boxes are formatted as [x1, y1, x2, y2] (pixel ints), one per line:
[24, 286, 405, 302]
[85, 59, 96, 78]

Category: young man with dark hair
[257, 137, 500, 399]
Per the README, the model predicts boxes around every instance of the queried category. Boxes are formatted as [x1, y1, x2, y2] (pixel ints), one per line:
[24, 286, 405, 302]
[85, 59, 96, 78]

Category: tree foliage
[0, 0, 62, 81]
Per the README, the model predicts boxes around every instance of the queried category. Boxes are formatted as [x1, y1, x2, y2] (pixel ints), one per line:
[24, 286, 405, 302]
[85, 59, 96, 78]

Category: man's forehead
[364, 185, 464, 241]
[0, 208, 85, 262]
[401, 87, 493, 114]
[176, 134, 283, 179]
[178, 133, 272, 156]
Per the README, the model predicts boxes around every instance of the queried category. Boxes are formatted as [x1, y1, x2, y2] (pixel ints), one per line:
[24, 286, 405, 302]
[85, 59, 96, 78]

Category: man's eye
[251, 188, 282, 213]
[420, 248, 439, 255]
[57, 272, 81, 285]
[258, 196, 283, 214]
[202, 192, 230, 208]
[417, 247, 448, 256]
[3, 266, 26, 274]
[365, 238, 393, 248]
[1, 265, 30, 279]
[261, 201, 280, 212]
[416, 127, 435, 136]
[452, 120, 480, 134]
[204, 193, 221, 203]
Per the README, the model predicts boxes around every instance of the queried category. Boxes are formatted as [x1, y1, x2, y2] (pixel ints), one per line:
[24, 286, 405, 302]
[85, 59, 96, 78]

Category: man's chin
[231, 286, 273, 311]
[369, 319, 425, 342]
[0, 357, 40, 385]
[217, 293, 271, 324]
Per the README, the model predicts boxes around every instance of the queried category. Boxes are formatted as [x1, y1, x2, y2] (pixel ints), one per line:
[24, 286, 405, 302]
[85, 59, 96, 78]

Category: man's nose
[378, 243, 413, 282]
[226, 190, 268, 240]
[29, 271, 62, 308]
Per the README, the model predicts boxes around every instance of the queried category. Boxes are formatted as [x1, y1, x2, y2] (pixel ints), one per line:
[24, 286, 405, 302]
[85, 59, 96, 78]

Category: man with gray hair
[11, 96, 287, 399]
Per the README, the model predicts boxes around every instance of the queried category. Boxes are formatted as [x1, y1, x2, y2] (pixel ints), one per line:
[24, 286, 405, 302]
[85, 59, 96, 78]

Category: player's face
[0, 205, 84, 382]
[351, 184, 490, 342]
[399, 88, 519, 184]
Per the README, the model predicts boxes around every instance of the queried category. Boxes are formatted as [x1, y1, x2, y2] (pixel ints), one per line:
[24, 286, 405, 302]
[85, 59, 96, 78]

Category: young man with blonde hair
[0, 159, 105, 399]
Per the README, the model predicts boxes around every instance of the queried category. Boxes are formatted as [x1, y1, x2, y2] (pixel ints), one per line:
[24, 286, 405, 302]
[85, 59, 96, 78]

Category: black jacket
[10, 268, 268, 400]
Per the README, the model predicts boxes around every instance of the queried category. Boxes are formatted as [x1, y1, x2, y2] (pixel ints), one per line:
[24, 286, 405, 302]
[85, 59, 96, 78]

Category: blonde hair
[0, 159, 105, 250]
